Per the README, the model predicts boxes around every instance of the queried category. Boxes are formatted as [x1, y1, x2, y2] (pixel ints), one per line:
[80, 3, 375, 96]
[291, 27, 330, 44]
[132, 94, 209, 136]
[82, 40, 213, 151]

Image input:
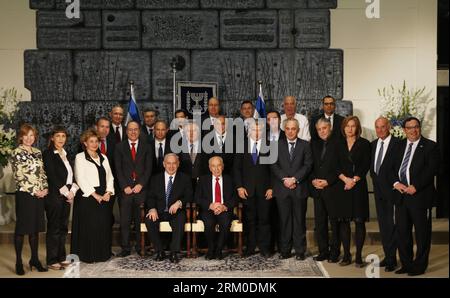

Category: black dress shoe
[313, 254, 329, 262]
[154, 251, 166, 261]
[205, 251, 215, 260]
[119, 250, 131, 257]
[279, 253, 291, 259]
[16, 263, 25, 276]
[169, 252, 180, 263]
[261, 251, 272, 259]
[395, 267, 409, 274]
[243, 250, 256, 258]
[296, 253, 306, 261]
[384, 264, 397, 272]
[328, 256, 340, 263]
[215, 251, 224, 260]
[378, 259, 388, 267]
[355, 259, 367, 268]
[408, 269, 425, 276]
[339, 257, 352, 266]
[29, 260, 48, 272]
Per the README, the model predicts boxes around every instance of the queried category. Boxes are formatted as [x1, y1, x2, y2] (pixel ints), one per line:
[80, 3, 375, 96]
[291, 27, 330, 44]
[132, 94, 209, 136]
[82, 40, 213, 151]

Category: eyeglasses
[405, 125, 420, 130]
[323, 102, 335, 106]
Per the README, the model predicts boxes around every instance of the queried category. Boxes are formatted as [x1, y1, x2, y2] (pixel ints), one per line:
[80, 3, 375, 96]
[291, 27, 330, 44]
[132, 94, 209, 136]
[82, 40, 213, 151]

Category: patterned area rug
[79, 254, 329, 278]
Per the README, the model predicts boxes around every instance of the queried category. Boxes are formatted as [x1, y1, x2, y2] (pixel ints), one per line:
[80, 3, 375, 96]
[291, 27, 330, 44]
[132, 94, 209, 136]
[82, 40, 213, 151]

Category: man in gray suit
[271, 118, 313, 260]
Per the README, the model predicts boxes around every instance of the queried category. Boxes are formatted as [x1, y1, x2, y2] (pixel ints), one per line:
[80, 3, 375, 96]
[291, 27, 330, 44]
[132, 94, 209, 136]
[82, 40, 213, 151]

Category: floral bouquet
[0, 88, 21, 166]
[378, 81, 432, 138]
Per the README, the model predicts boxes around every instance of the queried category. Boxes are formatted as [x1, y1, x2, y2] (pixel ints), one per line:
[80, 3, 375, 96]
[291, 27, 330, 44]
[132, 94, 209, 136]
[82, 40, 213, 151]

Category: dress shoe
[243, 250, 256, 258]
[355, 259, 367, 268]
[29, 260, 48, 272]
[328, 256, 340, 263]
[169, 252, 180, 263]
[313, 254, 329, 262]
[215, 251, 224, 260]
[296, 253, 306, 261]
[15, 263, 25, 276]
[384, 264, 397, 272]
[261, 251, 272, 259]
[205, 252, 215, 260]
[118, 250, 131, 257]
[279, 253, 291, 259]
[395, 267, 409, 274]
[339, 257, 352, 266]
[154, 251, 166, 261]
[407, 269, 425, 276]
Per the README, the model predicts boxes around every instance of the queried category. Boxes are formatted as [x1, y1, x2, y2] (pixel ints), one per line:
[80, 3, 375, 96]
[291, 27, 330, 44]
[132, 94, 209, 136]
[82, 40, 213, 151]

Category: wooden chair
[190, 202, 243, 257]
[139, 203, 192, 257]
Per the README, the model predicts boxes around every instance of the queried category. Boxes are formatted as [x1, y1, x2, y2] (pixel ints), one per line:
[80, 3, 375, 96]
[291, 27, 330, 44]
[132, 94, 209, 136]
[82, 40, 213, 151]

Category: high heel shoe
[29, 260, 48, 272]
[15, 263, 25, 276]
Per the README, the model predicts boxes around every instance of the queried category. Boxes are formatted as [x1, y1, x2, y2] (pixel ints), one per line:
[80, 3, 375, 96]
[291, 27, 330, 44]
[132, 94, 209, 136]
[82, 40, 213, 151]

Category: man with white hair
[280, 96, 311, 142]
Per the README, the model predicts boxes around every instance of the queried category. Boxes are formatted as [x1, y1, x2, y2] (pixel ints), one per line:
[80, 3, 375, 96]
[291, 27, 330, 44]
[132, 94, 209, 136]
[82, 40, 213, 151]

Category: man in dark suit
[388, 117, 439, 276]
[178, 122, 207, 192]
[234, 121, 273, 258]
[141, 108, 159, 144]
[370, 117, 401, 272]
[271, 118, 313, 260]
[195, 156, 238, 260]
[114, 121, 153, 257]
[310, 117, 341, 262]
[149, 120, 172, 175]
[201, 97, 221, 137]
[309, 96, 344, 141]
[145, 153, 193, 263]
[266, 110, 286, 142]
[108, 105, 126, 145]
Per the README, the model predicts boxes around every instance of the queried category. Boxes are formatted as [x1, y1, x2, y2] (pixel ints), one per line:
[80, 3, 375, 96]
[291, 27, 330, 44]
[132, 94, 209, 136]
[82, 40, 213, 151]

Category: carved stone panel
[200, 0, 264, 9]
[191, 50, 255, 102]
[136, 0, 199, 9]
[103, 11, 141, 49]
[308, 0, 337, 9]
[24, 50, 73, 102]
[256, 49, 343, 101]
[142, 10, 219, 49]
[220, 10, 278, 48]
[37, 28, 102, 49]
[37, 10, 101, 27]
[55, 0, 135, 9]
[152, 50, 190, 101]
[74, 51, 151, 102]
[279, 10, 295, 48]
[295, 9, 330, 48]
[17, 102, 83, 156]
[30, 0, 55, 9]
[266, 0, 307, 9]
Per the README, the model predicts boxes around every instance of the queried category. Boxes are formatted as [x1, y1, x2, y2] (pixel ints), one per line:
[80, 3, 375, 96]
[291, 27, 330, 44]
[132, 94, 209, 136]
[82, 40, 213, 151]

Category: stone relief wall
[21, 0, 351, 155]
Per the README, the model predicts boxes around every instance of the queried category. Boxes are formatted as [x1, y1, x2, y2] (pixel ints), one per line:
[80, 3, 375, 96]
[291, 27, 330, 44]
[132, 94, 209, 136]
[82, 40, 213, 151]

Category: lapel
[410, 137, 425, 173]
[53, 151, 68, 177]
[291, 138, 301, 163]
[206, 175, 213, 203]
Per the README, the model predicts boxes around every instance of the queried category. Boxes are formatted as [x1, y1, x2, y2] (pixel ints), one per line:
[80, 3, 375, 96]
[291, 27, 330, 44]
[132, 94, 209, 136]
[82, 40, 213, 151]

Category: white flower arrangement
[0, 87, 21, 166]
[378, 81, 432, 138]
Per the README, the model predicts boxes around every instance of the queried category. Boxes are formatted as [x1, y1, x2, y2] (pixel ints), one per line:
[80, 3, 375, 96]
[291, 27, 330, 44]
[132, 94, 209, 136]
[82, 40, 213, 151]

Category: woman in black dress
[72, 129, 115, 263]
[336, 116, 371, 267]
[10, 124, 48, 275]
[43, 127, 79, 270]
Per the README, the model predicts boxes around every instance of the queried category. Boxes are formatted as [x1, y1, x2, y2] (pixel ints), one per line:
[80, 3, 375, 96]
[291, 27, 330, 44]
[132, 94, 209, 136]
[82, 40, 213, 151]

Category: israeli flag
[126, 83, 141, 124]
[254, 83, 266, 119]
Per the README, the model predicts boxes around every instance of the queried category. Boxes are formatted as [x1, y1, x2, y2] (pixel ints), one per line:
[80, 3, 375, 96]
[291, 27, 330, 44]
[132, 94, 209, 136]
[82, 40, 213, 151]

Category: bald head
[283, 96, 297, 117]
[375, 116, 391, 140]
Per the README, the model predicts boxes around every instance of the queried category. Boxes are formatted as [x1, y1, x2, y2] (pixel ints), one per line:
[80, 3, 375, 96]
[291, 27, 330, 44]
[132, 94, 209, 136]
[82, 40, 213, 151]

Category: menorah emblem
[186, 91, 208, 114]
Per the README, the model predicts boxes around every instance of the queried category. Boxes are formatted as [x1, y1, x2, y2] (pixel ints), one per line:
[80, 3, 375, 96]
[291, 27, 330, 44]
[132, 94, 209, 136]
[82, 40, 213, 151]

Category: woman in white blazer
[71, 128, 115, 263]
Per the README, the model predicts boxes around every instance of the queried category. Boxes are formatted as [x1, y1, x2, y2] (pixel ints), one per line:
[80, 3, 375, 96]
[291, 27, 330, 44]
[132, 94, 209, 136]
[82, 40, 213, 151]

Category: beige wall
[331, 0, 438, 140]
[0, 0, 36, 100]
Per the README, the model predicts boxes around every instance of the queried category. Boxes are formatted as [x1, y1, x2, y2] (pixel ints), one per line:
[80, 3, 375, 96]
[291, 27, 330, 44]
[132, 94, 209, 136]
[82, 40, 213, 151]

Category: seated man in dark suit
[195, 156, 238, 260]
[145, 153, 193, 263]
[309, 95, 344, 141]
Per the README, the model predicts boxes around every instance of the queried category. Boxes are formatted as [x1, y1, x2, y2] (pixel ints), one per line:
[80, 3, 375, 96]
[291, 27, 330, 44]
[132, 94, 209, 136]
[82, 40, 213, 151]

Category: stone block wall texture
[22, 0, 351, 155]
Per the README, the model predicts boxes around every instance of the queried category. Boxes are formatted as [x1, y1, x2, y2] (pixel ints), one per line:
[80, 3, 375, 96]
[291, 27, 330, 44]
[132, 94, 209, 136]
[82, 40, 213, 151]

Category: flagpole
[171, 61, 177, 119]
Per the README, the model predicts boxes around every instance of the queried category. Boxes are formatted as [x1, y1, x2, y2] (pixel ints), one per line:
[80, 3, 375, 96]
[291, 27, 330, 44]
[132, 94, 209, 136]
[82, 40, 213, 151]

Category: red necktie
[100, 139, 106, 155]
[215, 177, 221, 203]
[131, 143, 137, 180]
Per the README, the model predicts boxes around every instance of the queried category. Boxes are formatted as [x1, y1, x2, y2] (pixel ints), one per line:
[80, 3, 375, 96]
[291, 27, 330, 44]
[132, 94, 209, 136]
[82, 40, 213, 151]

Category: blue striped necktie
[399, 143, 413, 184]
[165, 176, 173, 212]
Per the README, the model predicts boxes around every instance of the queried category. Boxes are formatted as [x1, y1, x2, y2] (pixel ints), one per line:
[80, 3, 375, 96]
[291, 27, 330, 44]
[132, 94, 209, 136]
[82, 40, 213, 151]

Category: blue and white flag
[254, 83, 266, 119]
[126, 83, 141, 124]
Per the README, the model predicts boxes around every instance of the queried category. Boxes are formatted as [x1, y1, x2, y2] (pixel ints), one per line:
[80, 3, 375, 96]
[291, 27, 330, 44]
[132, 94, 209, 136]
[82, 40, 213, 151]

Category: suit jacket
[108, 124, 126, 145]
[146, 171, 193, 214]
[266, 129, 286, 142]
[204, 131, 235, 176]
[150, 138, 172, 174]
[233, 137, 272, 198]
[387, 136, 439, 209]
[195, 174, 238, 213]
[114, 140, 153, 201]
[43, 149, 75, 198]
[141, 125, 155, 144]
[270, 138, 313, 199]
[309, 113, 344, 141]
[178, 139, 208, 181]
[370, 136, 401, 202]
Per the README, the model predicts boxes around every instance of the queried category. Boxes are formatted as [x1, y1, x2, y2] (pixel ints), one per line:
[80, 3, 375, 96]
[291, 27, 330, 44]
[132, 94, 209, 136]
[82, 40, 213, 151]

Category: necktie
[189, 143, 196, 164]
[165, 176, 173, 212]
[219, 135, 224, 149]
[289, 142, 295, 161]
[215, 177, 221, 203]
[375, 141, 384, 174]
[148, 128, 154, 141]
[115, 126, 121, 143]
[251, 141, 258, 165]
[158, 142, 164, 166]
[320, 140, 327, 161]
[131, 142, 137, 180]
[100, 139, 106, 155]
[399, 143, 413, 185]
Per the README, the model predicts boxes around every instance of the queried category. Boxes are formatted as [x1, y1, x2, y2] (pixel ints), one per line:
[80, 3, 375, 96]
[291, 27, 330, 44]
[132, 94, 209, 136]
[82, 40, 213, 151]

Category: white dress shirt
[216, 132, 227, 148]
[269, 130, 280, 142]
[398, 138, 421, 185]
[374, 134, 392, 171]
[164, 171, 176, 191]
[212, 175, 224, 204]
[287, 138, 297, 153]
[325, 113, 334, 129]
[155, 139, 166, 159]
[249, 138, 262, 155]
[281, 113, 311, 142]
[55, 149, 74, 186]
[128, 139, 139, 151]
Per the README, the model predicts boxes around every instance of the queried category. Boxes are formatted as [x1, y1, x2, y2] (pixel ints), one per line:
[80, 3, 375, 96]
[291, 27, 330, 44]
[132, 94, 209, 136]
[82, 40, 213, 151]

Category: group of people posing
[10, 95, 439, 277]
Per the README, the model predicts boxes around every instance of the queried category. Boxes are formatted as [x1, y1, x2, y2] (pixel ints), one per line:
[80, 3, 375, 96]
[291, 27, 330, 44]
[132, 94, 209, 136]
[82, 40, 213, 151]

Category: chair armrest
[140, 202, 145, 223]
[185, 202, 191, 224]
[237, 202, 243, 223]
[191, 202, 198, 222]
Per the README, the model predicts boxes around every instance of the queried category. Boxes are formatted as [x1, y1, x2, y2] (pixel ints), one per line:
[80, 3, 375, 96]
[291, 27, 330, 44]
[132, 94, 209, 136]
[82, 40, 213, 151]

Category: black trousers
[119, 195, 143, 251]
[276, 195, 307, 255]
[243, 194, 272, 253]
[313, 194, 329, 256]
[145, 211, 186, 252]
[202, 211, 232, 253]
[374, 196, 397, 264]
[395, 202, 432, 272]
[45, 195, 71, 265]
